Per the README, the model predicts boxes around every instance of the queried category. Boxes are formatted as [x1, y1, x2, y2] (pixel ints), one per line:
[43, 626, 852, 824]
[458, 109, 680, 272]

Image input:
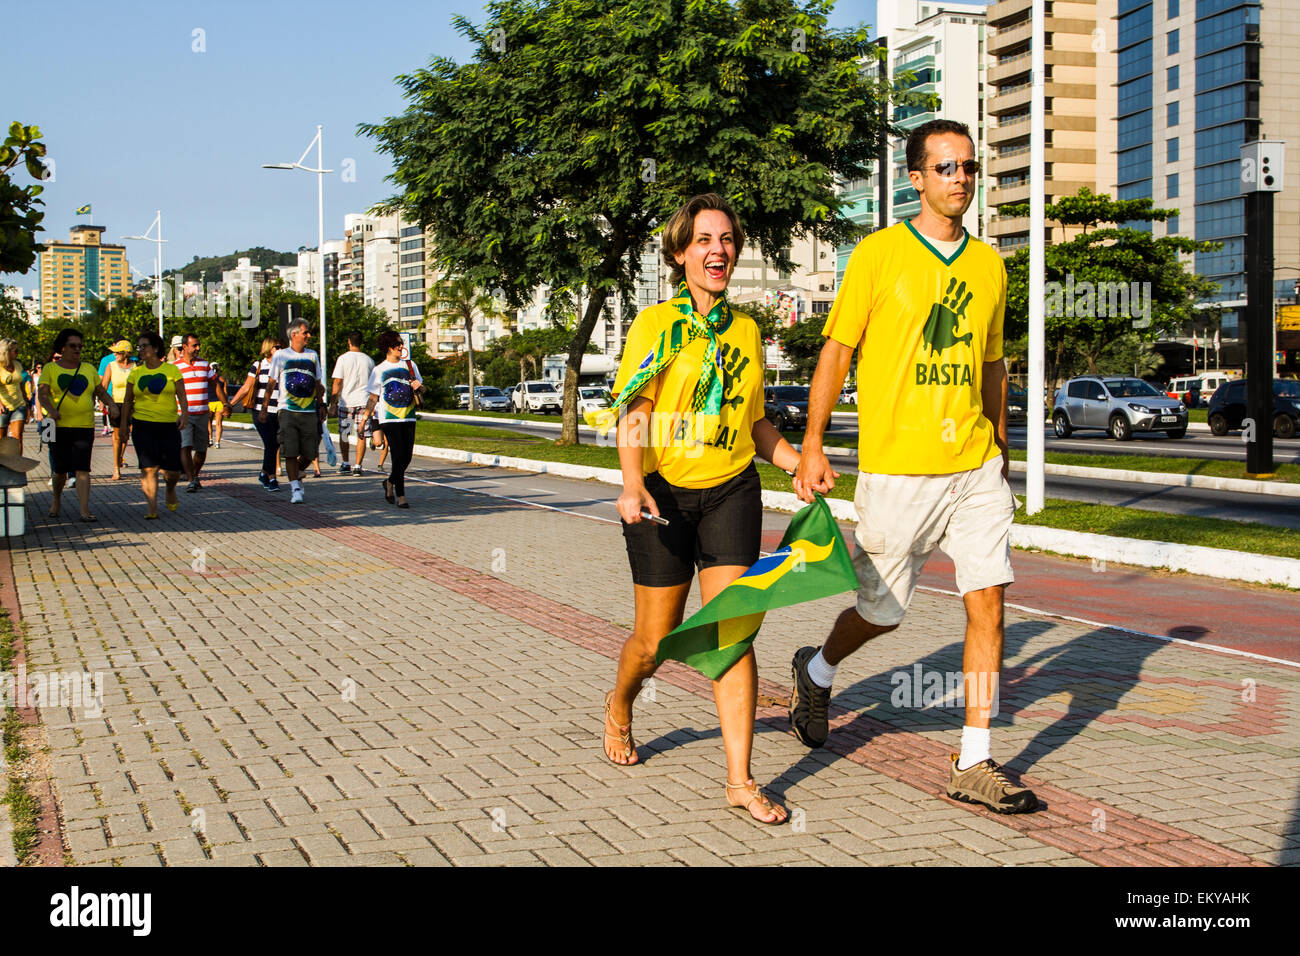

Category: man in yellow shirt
[792, 119, 1036, 814]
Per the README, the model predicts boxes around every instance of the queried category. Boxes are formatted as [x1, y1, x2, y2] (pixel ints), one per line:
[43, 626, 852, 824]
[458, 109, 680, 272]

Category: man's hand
[257, 409, 268, 424]
[793, 447, 840, 503]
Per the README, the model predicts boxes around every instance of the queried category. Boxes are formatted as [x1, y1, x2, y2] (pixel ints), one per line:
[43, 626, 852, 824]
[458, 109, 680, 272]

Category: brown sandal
[602, 691, 637, 765]
[725, 779, 788, 825]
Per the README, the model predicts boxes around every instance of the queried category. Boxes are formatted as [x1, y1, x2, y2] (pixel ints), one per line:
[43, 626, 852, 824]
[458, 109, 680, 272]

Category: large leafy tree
[362, 0, 903, 443]
[0, 122, 48, 275]
[1002, 189, 1220, 382]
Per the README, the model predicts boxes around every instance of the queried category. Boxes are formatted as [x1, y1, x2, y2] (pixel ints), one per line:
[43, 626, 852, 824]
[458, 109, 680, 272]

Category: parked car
[838, 387, 857, 406]
[764, 385, 809, 431]
[576, 386, 611, 418]
[1051, 375, 1188, 440]
[1207, 378, 1300, 439]
[1007, 384, 1028, 424]
[473, 386, 511, 412]
[452, 384, 470, 409]
[511, 380, 562, 414]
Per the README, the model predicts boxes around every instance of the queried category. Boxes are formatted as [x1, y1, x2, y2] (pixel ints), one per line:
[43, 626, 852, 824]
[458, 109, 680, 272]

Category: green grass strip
[0, 609, 38, 863]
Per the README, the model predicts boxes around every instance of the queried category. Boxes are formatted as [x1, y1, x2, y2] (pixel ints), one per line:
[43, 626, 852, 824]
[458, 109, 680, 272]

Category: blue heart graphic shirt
[39, 361, 98, 428]
[367, 360, 423, 422]
[267, 347, 324, 414]
[126, 363, 184, 423]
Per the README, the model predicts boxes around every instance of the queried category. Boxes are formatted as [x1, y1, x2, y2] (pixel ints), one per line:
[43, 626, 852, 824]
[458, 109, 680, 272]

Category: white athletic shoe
[290, 488, 304, 504]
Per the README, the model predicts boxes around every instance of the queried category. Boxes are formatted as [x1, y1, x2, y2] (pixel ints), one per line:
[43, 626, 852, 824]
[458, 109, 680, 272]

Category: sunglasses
[918, 160, 981, 178]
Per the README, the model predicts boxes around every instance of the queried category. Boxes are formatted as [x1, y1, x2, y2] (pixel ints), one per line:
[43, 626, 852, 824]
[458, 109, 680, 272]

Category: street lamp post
[121, 210, 167, 335]
[263, 125, 333, 372]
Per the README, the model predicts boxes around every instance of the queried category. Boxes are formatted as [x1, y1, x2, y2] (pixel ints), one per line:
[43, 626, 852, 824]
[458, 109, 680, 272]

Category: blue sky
[3, 0, 879, 289]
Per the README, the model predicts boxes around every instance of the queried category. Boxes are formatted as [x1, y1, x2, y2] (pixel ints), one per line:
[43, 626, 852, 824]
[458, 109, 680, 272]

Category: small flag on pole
[75, 204, 91, 215]
[655, 494, 859, 680]
[1214, 329, 1221, 352]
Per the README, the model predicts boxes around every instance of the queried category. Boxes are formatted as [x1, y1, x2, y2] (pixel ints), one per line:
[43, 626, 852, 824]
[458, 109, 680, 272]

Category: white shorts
[851, 455, 1015, 626]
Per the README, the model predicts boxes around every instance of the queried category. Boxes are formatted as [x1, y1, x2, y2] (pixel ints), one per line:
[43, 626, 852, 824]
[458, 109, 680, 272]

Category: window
[1167, 173, 1179, 197]
[1086, 382, 1106, 402]
[1067, 381, 1087, 399]
[1167, 0, 1178, 16]
[1167, 101, 1179, 127]
[1167, 29, 1179, 55]
[1166, 214, 1180, 234]
[1167, 65, 1179, 90]
[1167, 137, 1179, 162]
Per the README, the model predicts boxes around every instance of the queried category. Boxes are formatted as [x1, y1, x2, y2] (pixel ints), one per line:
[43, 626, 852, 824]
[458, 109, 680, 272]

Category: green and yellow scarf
[611, 280, 733, 416]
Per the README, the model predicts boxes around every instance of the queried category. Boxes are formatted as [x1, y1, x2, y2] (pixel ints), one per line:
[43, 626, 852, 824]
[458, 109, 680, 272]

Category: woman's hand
[616, 482, 659, 525]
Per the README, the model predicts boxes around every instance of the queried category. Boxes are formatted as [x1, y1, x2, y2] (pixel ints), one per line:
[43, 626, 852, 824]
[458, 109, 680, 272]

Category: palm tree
[429, 277, 507, 411]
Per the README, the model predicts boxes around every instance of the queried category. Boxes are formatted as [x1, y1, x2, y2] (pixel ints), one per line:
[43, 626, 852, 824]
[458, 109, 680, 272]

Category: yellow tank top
[0, 363, 24, 410]
[108, 360, 134, 399]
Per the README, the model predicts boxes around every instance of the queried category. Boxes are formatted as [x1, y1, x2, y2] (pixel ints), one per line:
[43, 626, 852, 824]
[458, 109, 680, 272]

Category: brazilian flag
[655, 494, 858, 679]
[75, 204, 91, 215]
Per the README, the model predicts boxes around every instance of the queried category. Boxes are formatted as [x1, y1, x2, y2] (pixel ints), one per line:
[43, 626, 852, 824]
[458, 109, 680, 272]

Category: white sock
[956, 725, 991, 771]
[290, 480, 302, 492]
[807, 649, 837, 690]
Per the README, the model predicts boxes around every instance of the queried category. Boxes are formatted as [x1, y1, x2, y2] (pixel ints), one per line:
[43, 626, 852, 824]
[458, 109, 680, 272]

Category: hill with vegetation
[177, 247, 298, 282]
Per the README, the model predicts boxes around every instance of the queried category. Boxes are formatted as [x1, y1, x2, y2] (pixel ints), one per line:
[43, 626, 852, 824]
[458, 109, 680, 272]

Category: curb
[424, 414, 1293, 498]
[399, 441, 1300, 590]
[1007, 460, 1300, 497]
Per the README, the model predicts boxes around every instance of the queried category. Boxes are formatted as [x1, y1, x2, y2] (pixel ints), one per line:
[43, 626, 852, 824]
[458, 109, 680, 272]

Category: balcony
[987, 117, 1031, 146]
[987, 146, 1032, 177]
[988, 53, 1032, 85]
[987, 0, 1032, 28]
[988, 83, 1031, 113]
[987, 215, 1031, 238]
[988, 182, 1030, 205]
[990, 18, 1031, 49]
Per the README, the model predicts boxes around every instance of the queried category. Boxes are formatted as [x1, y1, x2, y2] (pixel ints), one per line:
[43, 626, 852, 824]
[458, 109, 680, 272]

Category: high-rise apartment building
[986, 0, 1118, 254]
[39, 225, 131, 320]
[879, 1, 990, 234]
[1115, 0, 1299, 340]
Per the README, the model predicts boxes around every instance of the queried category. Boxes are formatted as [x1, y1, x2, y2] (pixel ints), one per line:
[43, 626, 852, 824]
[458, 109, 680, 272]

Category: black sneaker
[789, 646, 830, 748]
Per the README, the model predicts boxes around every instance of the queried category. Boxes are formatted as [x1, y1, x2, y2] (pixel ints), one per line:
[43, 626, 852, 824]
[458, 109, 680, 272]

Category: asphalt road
[427, 413, 1296, 528]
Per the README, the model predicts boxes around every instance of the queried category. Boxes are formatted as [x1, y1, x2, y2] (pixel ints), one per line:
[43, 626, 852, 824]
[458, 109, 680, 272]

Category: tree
[1000, 189, 1220, 383]
[429, 276, 510, 409]
[362, 0, 908, 443]
[776, 313, 825, 382]
[1, 122, 48, 275]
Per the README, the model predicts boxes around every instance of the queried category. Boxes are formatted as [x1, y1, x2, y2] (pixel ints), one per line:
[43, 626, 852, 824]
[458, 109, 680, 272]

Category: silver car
[1052, 375, 1188, 440]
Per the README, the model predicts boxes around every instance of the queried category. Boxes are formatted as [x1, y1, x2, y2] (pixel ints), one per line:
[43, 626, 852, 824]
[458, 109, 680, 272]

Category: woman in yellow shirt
[122, 331, 188, 519]
[100, 340, 136, 480]
[38, 328, 117, 522]
[0, 338, 28, 442]
[603, 194, 800, 825]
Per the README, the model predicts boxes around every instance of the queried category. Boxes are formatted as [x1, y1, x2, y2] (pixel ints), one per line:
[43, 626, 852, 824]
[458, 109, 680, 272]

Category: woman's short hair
[376, 330, 403, 355]
[260, 336, 279, 359]
[52, 328, 84, 357]
[660, 193, 745, 286]
[137, 331, 165, 359]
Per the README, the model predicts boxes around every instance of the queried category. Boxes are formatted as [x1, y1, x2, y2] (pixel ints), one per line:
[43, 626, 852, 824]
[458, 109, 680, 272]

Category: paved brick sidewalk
[4, 437, 1298, 866]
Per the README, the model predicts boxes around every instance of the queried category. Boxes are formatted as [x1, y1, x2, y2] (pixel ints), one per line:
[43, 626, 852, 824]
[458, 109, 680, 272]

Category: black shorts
[132, 419, 182, 472]
[622, 463, 762, 587]
[51, 427, 94, 474]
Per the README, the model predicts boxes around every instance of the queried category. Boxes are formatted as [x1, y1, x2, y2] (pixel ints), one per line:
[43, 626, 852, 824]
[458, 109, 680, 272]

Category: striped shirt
[173, 359, 215, 414]
[249, 359, 279, 414]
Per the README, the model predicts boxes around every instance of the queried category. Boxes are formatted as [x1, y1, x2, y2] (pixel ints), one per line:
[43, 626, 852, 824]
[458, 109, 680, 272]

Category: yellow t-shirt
[613, 300, 765, 489]
[39, 361, 99, 429]
[126, 363, 184, 423]
[0, 362, 25, 411]
[823, 220, 1006, 475]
